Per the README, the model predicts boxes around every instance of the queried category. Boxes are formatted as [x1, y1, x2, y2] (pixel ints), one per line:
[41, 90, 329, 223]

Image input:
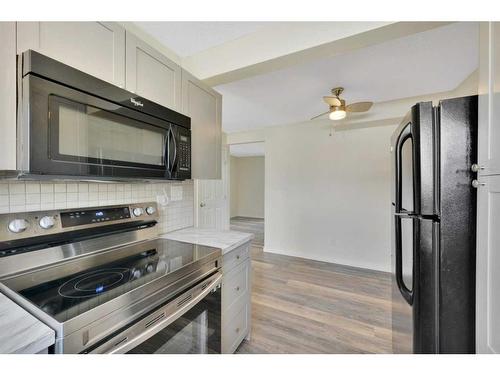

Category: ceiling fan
[311, 87, 373, 121]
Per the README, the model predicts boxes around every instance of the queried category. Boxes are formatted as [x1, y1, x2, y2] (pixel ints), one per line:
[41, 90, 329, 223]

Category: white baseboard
[263, 246, 390, 273]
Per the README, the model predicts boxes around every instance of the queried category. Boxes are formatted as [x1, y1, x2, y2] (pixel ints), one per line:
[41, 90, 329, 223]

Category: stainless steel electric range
[0, 202, 222, 354]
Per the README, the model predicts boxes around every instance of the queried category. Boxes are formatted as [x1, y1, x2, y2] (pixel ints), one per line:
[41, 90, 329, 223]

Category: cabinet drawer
[222, 241, 250, 272]
[222, 302, 249, 354]
[222, 259, 250, 314]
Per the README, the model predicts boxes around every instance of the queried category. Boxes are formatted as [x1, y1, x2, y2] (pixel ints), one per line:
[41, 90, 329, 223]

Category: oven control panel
[60, 207, 131, 228]
[0, 202, 159, 250]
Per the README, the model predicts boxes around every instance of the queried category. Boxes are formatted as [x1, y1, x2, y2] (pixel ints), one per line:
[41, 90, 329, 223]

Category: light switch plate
[170, 185, 183, 201]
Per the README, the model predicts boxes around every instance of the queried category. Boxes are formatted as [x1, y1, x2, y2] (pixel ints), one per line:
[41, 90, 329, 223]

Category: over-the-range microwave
[15, 50, 191, 180]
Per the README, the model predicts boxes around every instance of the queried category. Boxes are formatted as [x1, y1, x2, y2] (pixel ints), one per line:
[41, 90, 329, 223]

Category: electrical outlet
[170, 185, 183, 201]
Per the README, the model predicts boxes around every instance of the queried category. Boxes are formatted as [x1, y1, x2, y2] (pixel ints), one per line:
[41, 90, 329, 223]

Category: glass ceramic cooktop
[1, 239, 219, 323]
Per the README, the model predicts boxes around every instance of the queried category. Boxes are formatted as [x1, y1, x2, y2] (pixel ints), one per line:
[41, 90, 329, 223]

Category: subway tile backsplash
[0, 180, 194, 234]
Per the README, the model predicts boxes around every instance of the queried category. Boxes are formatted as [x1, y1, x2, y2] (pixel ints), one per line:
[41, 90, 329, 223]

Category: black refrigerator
[390, 95, 477, 354]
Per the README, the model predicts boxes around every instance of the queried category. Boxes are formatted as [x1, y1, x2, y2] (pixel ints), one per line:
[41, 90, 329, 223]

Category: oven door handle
[93, 273, 222, 354]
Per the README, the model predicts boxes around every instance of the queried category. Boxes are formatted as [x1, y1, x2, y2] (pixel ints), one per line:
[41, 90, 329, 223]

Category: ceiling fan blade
[310, 110, 330, 120]
[345, 101, 373, 112]
[323, 96, 341, 107]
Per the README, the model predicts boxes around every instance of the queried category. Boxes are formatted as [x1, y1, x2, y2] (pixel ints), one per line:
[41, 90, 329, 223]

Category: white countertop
[161, 227, 254, 254]
[0, 292, 55, 354]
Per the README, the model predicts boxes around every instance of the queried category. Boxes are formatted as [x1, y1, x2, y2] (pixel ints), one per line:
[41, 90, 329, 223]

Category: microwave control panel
[178, 134, 191, 172]
[175, 125, 191, 179]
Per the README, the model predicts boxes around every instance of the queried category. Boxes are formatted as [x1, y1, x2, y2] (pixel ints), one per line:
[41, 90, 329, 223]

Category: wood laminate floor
[230, 216, 264, 247]
[230, 217, 394, 354]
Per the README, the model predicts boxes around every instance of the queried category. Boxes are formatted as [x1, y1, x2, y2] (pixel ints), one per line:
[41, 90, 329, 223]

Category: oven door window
[49, 95, 167, 168]
[127, 287, 221, 354]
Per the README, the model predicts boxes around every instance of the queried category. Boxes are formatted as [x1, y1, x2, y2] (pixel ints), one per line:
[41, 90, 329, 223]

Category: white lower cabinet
[221, 241, 252, 353]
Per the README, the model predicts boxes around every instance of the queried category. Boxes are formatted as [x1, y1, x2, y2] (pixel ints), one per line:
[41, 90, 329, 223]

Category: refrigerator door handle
[394, 209, 416, 217]
[395, 215, 414, 305]
[395, 123, 412, 214]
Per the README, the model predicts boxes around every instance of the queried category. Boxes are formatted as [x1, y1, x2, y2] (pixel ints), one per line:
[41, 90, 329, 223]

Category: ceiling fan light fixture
[311, 87, 373, 122]
[329, 107, 346, 120]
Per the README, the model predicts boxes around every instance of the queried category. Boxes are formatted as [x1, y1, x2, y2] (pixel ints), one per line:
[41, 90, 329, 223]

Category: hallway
[230, 217, 393, 354]
[230, 216, 264, 248]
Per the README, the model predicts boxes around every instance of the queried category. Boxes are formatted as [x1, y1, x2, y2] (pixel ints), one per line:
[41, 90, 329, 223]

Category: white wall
[230, 156, 265, 219]
[262, 122, 395, 272]
[224, 73, 478, 273]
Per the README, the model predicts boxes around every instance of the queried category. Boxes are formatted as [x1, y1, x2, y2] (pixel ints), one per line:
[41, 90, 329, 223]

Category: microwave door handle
[97, 273, 222, 354]
[170, 127, 177, 174]
[165, 130, 170, 173]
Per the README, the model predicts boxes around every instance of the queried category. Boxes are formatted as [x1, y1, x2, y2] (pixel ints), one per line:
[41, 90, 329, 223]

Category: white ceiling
[133, 22, 271, 57]
[216, 22, 479, 133]
[230, 143, 265, 157]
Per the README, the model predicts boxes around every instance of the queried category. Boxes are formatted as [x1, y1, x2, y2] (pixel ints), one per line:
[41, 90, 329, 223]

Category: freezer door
[391, 102, 437, 216]
[391, 214, 439, 354]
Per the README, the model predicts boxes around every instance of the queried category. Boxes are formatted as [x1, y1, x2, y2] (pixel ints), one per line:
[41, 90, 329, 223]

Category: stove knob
[8, 219, 29, 233]
[39, 216, 55, 230]
[132, 207, 144, 217]
[146, 206, 156, 215]
[132, 269, 142, 279]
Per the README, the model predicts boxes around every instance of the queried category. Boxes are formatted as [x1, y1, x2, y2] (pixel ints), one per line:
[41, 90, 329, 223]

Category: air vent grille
[145, 312, 165, 328]
[177, 294, 193, 307]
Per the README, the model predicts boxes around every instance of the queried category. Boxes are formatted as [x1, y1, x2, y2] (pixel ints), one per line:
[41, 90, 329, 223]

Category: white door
[17, 22, 126, 87]
[476, 22, 500, 354]
[195, 145, 229, 230]
[476, 175, 500, 353]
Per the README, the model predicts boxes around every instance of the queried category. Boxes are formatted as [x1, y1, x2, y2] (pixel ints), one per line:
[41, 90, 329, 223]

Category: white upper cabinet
[1, 22, 222, 180]
[478, 22, 500, 176]
[125, 32, 181, 111]
[0, 22, 17, 171]
[17, 22, 126, 87]
[182, 70, 222, 179]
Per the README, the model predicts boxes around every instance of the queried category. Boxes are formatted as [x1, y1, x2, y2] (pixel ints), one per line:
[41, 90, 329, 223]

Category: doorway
[229, 142, 265, 248]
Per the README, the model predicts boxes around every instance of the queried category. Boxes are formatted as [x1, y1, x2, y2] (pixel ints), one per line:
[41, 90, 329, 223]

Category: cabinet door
[195, 178, 226, 229]
[478, 22, 500, 176]
[221, 258, 252, 353]
[182, 69, 222, 179]
[17, 22, 125, 87]
[195, 145, 229, 229]
[125, 32, 181, 111]
[476, 175, 500, 353]
[0, 22, 16, 170]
